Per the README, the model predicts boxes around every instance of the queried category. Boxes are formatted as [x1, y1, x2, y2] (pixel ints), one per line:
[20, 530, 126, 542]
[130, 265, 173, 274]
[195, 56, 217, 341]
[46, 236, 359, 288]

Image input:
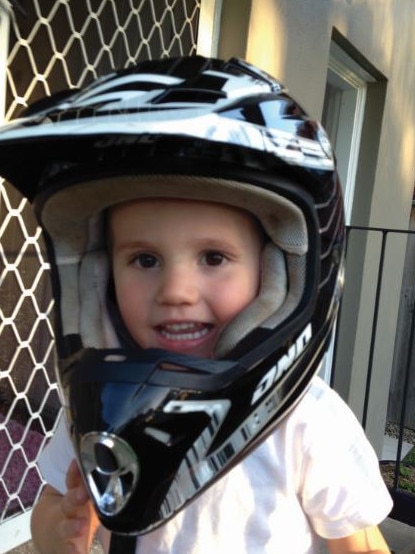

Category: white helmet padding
[40, 174, 308, 357]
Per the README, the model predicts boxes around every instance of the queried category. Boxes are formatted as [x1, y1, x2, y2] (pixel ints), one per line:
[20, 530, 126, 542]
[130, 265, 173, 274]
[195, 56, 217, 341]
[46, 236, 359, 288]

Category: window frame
[0, 2, 10, 124]
[322, 41, 376, 224]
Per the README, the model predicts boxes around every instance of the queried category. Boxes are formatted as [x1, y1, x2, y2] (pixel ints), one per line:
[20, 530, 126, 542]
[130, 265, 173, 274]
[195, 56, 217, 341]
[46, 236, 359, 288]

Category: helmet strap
[109, 533, 137, 553]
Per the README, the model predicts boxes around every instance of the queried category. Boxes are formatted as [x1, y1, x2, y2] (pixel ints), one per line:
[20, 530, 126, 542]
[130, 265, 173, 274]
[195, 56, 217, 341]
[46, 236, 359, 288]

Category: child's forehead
[109, 197, 265, 249]
[110, 196, 264, 235]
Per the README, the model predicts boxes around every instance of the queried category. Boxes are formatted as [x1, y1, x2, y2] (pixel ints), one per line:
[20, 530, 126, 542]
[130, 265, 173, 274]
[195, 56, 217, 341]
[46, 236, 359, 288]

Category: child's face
[110, 198, 263, 358]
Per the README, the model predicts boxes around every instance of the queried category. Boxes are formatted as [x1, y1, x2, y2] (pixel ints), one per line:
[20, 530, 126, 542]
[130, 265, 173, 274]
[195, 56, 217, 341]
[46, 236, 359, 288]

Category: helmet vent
[153, 88, 226, 104]
[80, 432, 139, 517]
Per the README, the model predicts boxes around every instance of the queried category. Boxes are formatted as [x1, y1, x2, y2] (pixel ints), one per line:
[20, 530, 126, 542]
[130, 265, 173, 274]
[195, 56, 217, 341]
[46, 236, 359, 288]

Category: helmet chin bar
[67, 347, 240, 534]
[66, 331, 323, 535]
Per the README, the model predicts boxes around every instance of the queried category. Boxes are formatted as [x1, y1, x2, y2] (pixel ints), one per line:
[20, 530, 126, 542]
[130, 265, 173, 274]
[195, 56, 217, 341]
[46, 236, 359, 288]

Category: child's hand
[31, 459, 100, 554]
[58, 459, 100, 554]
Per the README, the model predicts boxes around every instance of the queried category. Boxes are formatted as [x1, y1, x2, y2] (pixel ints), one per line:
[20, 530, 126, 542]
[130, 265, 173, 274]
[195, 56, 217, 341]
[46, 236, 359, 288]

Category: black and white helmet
[0, 56, 344, 534]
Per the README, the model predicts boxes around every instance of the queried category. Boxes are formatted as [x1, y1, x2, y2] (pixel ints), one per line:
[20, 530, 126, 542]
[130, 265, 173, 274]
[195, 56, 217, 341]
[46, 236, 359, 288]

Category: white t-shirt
[39, 377, 392, 553]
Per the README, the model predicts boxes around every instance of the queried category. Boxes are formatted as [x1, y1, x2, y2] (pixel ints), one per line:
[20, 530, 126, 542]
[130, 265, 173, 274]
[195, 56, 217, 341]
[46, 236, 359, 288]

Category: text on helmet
[251, 324, 312, 405]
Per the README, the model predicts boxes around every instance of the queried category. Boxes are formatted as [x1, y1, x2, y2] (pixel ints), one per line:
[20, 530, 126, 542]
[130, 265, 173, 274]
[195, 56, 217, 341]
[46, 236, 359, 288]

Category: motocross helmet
[0, 56, 345, 534]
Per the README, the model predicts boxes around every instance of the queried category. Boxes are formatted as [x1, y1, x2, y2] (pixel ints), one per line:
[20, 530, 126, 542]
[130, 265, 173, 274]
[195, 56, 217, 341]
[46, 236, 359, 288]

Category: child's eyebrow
[111, 239, 156, 251]
[191, 237, 241, 250]
[113, 237, 239, 250]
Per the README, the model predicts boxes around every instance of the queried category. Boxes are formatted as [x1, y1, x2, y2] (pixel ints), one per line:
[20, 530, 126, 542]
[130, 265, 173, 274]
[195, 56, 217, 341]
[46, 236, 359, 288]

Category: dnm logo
[251, 324, 312, 405]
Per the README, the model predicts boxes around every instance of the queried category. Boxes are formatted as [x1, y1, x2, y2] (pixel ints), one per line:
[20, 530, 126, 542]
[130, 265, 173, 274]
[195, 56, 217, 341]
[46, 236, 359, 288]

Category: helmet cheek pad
[0, 56, 345, 535]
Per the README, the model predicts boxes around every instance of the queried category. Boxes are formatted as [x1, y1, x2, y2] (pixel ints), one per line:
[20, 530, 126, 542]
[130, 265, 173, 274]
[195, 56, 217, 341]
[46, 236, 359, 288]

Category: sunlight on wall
[197, 0, 221, 57]
[391, 6, 415, 205]
[368, 1, 415, 221]
[246, 0, 285, 79]
[401, 125, 415, 193]
[0, 7, 10, 124]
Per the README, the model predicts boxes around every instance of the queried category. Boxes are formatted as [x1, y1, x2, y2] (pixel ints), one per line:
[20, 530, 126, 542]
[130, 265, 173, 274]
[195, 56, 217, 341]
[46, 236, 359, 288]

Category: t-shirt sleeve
[38, 412, 75, 494]
[296, 379, 393, 539]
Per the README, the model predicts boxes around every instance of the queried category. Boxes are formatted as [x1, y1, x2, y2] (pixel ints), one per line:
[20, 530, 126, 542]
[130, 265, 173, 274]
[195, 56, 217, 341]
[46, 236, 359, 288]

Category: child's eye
[202, 251, 226, 266]
[132, 253, 159, 268]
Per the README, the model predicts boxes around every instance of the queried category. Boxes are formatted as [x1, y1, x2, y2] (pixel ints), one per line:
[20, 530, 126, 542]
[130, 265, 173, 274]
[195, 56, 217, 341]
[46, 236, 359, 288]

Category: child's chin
[166, 342, 214, 359]
[156, 338, 214, 359]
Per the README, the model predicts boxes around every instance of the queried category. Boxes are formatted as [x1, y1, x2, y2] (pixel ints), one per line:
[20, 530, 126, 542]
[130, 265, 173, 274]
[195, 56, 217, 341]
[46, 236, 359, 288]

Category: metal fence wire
[0, 0, 201, 525]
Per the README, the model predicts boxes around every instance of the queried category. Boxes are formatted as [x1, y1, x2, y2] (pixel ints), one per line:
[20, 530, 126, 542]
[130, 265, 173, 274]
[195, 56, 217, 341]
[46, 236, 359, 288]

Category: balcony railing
[332, 225, 415, 526]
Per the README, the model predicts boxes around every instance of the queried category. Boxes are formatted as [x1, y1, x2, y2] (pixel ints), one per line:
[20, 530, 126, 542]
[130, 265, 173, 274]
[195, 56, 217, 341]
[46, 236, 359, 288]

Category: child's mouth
[156, 322, 212, 342]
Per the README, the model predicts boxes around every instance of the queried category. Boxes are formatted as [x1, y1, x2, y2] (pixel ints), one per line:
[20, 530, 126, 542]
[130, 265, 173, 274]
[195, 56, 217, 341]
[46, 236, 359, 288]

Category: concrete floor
[380, 518, 415, 554]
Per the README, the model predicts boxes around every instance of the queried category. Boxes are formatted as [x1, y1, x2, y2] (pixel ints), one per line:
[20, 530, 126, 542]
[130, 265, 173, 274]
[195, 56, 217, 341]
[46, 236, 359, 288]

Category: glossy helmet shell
[0, 56, 344, 534]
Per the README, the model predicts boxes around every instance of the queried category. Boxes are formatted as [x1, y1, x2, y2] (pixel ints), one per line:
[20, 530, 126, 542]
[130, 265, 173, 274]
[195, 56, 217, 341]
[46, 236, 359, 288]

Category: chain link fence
[0, 0, 202, 544]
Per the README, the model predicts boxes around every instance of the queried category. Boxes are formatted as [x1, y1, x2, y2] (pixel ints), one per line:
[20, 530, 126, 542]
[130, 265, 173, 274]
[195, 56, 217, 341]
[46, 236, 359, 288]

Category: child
[0, 56, 392, 553]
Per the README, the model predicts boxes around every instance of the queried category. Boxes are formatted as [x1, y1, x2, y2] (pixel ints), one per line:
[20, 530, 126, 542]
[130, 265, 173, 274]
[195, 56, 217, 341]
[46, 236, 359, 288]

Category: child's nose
[156, 266, 199, 305]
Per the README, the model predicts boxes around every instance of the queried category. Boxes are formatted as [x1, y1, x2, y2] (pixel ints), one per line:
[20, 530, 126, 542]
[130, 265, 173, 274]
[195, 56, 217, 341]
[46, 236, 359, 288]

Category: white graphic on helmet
[251, 324, 312, 405]
[0, 68, 335, 171]
[80, 432, 139, 516]
[159, 337, 314, 522]
[160, 399, 231, 518]
[59, 73, 183, 113]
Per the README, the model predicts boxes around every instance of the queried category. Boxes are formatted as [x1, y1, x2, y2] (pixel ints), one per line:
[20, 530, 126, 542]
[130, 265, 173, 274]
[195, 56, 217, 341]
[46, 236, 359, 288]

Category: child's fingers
[66, 459, 83, 489]
[59, 459, 100, 553]
[59, 515, 88, 539]
[58, 507, 91, 554]
[64, 458, 90, 516]
[61, 485, 89, 517]
[57, 515, 91, 554]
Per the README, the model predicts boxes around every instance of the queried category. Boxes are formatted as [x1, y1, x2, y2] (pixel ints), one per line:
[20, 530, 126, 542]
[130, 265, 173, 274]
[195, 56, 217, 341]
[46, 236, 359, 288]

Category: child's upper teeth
[159, 322, 209, 341]
[167, 322, 197, 331]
